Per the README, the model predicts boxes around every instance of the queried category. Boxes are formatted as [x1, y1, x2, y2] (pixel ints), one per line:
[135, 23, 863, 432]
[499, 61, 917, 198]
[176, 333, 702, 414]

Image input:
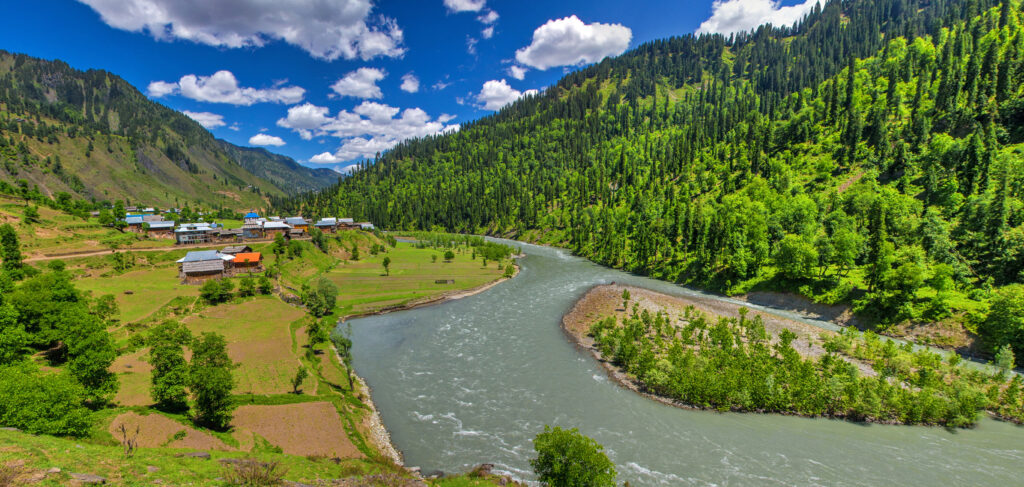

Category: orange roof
[233, 252, 262, 263]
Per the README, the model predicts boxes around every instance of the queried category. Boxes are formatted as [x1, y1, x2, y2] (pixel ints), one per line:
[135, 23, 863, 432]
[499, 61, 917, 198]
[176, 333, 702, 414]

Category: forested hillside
[0, 51, 337, 209]
[284, 0, 1024, 360]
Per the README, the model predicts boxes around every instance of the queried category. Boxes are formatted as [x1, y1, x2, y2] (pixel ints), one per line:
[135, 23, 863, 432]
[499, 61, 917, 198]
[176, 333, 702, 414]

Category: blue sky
[0, 0, 818, 172]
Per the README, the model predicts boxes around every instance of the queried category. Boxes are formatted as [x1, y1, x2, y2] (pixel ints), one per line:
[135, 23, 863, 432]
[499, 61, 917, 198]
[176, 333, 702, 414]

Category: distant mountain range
[0, 50, 337, 209]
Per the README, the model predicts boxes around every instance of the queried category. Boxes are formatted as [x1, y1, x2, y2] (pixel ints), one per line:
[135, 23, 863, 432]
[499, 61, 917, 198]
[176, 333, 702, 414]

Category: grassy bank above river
[564, 284, 1024, 428]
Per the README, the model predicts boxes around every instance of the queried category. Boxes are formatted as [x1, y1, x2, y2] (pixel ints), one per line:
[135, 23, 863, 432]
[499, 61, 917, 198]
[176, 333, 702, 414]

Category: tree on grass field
[272, 233, 287, 260]
[382, 256, 391, 276]
[149, 321, 192, 412]
[23, 205, 39, 225]
[444, 250, 455, 262]
[258, 275, 274, 295]
[0, 224, 23, 278]
[530, 426, 617, 487]
[302, 277, 338, 317]
[200, 278, 235, 305]
[238, 275, 255, 297]
[64, 310, 118, 404]
[291, 366, 308, 394]
[189, 332, 236, 430]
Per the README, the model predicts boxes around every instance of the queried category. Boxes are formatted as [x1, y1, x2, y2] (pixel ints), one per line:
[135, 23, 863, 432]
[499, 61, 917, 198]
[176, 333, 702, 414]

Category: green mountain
[0, 50, 337, 209]
[284, 0, 1024, 358]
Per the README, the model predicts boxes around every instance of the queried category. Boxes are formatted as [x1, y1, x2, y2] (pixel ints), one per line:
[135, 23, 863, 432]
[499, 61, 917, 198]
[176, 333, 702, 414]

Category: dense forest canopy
[283, 0, 1024, 360]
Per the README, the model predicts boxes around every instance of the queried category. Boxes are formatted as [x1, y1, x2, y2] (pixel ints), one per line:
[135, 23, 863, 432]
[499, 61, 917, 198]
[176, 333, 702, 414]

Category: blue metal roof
[125, 216, 144, 225]
[180, 250, 223, 262]
[285, 217, 308, 225]
[244, 212, 259, 218]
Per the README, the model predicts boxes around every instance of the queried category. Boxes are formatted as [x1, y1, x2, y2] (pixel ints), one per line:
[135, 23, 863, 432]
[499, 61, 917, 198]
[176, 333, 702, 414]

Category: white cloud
[475, 79, 537, 111]
[249, 133, 286, 146]
[437, 113, 457, 123]
[331, 67, 386, 99]
[279, 101, 458, 163]
[433, 80, 452, 91]
[481, 26, 494, 39]
[697, 0, 819, 35]
[444, 0, 485, 12]
[148, 70, 304, 105]
[507, 65, 527, 80]
[467, 37, 478, 55]
[182, 110, 225, 129]
[400, 73, 420, 93]
[76, 0, 405, 61]
[515, 15, 631, 70]
[147, 80, 178, 97]
[478, 10, 498, 24]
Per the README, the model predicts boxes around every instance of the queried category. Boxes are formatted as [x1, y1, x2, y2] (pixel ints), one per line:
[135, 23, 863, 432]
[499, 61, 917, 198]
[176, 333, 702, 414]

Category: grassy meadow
[0, 228, 520, 485]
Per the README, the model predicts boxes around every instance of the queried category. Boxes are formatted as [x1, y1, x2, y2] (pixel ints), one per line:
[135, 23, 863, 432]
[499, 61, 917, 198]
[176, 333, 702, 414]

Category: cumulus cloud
[147, 70, 304, 105]
[443, 0, 485, 12]
[182, 110, 226, 129]
[331, 67, 386, 99]
[481, 25, 494, 39]
[147, 80, 178, 97]
[76, 0, 405, 61]
[249, 133, 286, 146]
[399, 73, 420, 93]
[278, 101, 458, 162]
[507, 65, 527, 80]
[696, 0, 820, 35]
[475, 79, 537, 111]
[515, 15, 631, 70]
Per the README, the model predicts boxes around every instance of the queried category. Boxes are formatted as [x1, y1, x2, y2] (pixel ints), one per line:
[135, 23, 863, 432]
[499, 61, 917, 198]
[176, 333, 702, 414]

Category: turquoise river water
[346, 240, 1024, 485]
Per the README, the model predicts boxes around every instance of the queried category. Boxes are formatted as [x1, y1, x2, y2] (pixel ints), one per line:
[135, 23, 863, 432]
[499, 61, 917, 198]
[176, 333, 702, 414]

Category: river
[347, 240, 1024, 485]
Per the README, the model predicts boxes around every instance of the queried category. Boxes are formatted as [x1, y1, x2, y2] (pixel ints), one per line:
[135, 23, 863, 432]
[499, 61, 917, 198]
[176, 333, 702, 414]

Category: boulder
[69, 472, 106, 484]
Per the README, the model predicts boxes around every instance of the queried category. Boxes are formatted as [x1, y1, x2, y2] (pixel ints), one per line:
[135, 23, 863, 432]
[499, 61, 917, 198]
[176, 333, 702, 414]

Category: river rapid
[346, 239, 1024, 486]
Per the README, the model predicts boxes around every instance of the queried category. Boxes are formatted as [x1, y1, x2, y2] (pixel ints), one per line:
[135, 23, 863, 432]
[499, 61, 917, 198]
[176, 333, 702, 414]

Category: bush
[0, 364, 92, 436]
[200, 278, 235, 305]
[222, 459, 287, 486]
[530, 426, 616, 487]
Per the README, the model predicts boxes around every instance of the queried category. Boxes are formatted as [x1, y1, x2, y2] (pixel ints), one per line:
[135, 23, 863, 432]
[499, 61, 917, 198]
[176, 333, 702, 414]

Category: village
[111, 207, 376, 283]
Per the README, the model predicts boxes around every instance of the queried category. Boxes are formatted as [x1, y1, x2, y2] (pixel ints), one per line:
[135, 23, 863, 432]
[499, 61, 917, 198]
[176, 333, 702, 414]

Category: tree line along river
[345, 239, 1024, 486]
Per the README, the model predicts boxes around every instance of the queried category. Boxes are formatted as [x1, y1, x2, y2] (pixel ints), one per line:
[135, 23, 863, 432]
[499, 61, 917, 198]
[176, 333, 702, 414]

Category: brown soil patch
[215, 190, 241, 202]
[108, 412, 231, 451]
[232, 402, 363, 459]
[739, 291, 863, 328]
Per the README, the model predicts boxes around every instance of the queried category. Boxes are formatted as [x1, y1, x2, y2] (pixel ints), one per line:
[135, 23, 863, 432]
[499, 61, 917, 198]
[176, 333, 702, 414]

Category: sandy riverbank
[561, 284, 877, 413]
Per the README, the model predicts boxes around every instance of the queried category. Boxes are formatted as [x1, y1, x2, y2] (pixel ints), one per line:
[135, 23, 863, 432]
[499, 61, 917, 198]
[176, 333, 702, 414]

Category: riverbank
[562, 284, 877, 412]
[340, 260, 520, 471]
[560, 283, 1021, 427]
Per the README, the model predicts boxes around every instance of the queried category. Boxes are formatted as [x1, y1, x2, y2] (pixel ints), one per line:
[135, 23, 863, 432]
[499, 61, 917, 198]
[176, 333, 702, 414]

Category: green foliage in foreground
[0, 364, 92, 436]
[530, 426, 616, 487]
[589, 306, 1024, 427]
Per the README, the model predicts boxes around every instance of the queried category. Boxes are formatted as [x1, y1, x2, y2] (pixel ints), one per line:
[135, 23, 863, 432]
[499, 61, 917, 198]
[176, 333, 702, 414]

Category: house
[243, 212, 261, 224]
[261, 221, 291, 238]
[176, 250, 234, 283]
[242, 220, 265, 239]
[314, 218, 338, 233]
[213, 228, 243, 243]
[175, 223, 215, 245]
[288, 228, 306, 239]
[285, 217, 309, 231]
[357, 222, 375, 230]
[337, 218, 360, 229]
[142, 214, 164, 223]
[124, 215, 145, 232]
[144, 220, 175, 238]
[232, 252, 263, 273]
[220, 245, 252, 255]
